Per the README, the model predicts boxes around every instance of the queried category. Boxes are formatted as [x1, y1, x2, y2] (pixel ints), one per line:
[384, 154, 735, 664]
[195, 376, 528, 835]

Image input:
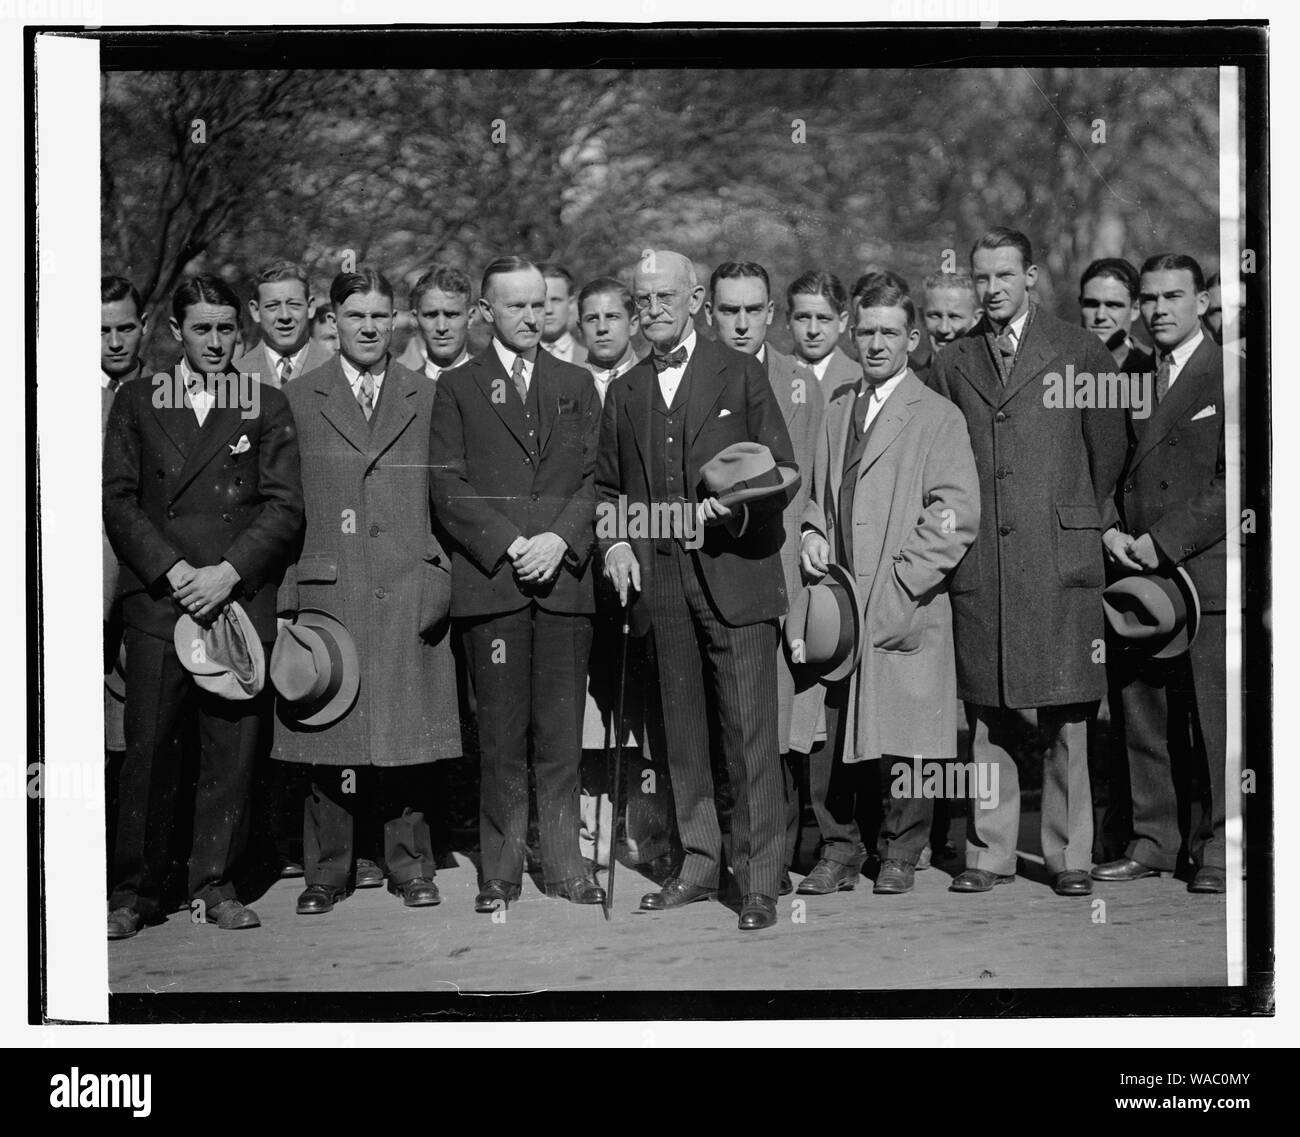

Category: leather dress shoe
[355, 858, 384, 889]
[639, 877, 716, 911]
[949, 868, 1014, 893]
[475, 879, 522, 913]
[296, 884, 345, 915]
[738, 893, 777, 931]
[546, 876, 607, 905]
[207, 899, 261, 930]
[107, 907, 141, 940]
[778, 871, 793, 897]
[873, 859, 916, 895]
[389, 876, 441, 907]
[796, 858, 860, 895]
[1091, 857, 1161, 882]
[1189, 865, 1227, 894]
[279, 860, 304, 879]
[1053, 869, 1093, 896]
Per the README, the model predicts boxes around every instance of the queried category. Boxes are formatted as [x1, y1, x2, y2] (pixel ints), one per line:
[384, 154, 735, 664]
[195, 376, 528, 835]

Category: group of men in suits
[101, 226, 1237, 941]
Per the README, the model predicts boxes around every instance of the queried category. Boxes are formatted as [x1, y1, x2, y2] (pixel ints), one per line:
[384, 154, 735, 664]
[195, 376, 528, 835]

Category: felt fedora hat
[173, 601, 265, 700]
[699, 442, 800, 509]
[1102, 566, 1201, 660]
[783, 562, 863, 684]
[270, 608, 360, 727]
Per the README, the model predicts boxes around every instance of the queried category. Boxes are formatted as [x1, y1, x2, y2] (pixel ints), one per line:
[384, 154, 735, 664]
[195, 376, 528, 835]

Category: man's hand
[166, 560, 197, 592]
[1128, 532, 1161, 571]
[512, 532, 567, 584]
[174, 561, 241, 620]
[1102, 527, 1143, 572]
[506, 536, 528, 562]
[697, 497, 734, 526]
[604, 544, 641, 607]
[800, 531, 830, 580]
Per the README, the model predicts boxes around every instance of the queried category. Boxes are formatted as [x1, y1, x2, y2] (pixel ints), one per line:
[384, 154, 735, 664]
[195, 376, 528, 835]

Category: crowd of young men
[100, 227, 1236, 938]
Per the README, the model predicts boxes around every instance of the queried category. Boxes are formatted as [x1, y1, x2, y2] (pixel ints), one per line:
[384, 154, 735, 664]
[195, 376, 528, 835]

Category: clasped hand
[509, 532, 567, 584]
[168, 559, 240, 621]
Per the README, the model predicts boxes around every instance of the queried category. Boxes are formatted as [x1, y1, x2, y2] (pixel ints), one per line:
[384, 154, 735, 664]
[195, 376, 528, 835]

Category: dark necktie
[279, 355, 293, 384]
[511, 356, 528, 403]
[1154, 352, 1172, 404]
[994, 329, 1016, 384]
[652, 346, 688, 372]
[105, 376, 120, 394]
[356, 371, 375, 421]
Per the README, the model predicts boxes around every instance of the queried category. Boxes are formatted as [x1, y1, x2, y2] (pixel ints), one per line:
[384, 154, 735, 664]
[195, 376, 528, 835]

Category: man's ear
[687, 284, 706, 315]
[1195, 291, 1210, 317]
[907, 326, 921, 353]
[169, 316, 182, 343]
[306, 295, 317, 321]
[467, 305, 480, 327]
[763, 301, 775, 327]
[836, 311, 849, 335]
[247, 298, 260, 323]
[477, 297, 494, 326]
[703, 300, 715, 326]
[1025, 264, 1040, 289]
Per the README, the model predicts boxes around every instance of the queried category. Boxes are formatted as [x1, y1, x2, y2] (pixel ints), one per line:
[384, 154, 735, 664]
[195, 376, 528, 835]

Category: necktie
[652, 346, 688, 372]
[356, 370, 375, 421]
[187, 378, 210, 426]
[511, 356, 528, 403]
[1154, 353, 1172, 404]
[279, 355, 293, 384]
[106, 376, 120, 394]
[994, 329, 1016, 384]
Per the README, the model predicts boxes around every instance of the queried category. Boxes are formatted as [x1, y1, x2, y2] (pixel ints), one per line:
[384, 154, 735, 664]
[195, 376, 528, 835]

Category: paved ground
[110, 816, 1229, 995]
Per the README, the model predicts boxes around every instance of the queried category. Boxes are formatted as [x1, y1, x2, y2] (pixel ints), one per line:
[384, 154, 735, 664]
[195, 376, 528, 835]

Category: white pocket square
[717, 408, 732, 418]
[228, 435, 251, 455]
[1190, 405, 1217, 421]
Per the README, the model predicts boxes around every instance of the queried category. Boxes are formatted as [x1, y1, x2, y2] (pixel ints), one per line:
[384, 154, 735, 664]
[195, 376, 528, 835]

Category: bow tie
[652, 346, 688, 372]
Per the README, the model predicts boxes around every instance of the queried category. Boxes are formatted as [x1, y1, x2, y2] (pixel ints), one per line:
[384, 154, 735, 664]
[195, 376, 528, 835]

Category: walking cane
[604, 602, 631, 921]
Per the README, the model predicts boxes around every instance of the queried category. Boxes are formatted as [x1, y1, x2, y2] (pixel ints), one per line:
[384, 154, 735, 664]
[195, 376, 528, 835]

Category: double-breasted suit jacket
[929, 305, 1129, 709]
[803, 371, 980, 762]
[273, 356, 462, 768]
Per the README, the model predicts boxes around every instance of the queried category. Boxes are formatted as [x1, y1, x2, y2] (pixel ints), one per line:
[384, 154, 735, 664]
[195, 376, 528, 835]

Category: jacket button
[1159, 480, 1170, 490]
[1169, 437, 1178, 446]
[1124, 482, 1134, 493]
[155, 470, 165, 479]
[995, 411, 1008, 422]
[222, 512, 232, 523]
[531, 493, 540, 501]
[892, 553, 904, 562]
[374, 587, 386, 599]
[523, 458, 530, 465]
[234, 477, 243, 486]
[999, 524, 1013, 536]
[166, 509, 176, 519]
[370, 523, 380, 537]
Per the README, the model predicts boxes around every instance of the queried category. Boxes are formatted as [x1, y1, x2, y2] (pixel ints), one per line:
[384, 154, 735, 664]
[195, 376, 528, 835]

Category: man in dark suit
[599, 249, 797, 931]
[929, 227, 1128, 898]
[103, 275, 304, 939]
[233, 260, 334, 388]
[430, 256, 603, 911]
[1094, 253, 1231, 893]
[1079, 258, 1156, 375]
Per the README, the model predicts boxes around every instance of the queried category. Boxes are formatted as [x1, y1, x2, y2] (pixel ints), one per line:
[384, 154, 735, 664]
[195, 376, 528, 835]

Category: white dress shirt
[859, 363, 909, 431]
[655, 328, 696, 408]
[543, 331, 581, 363]
[424, 348, 471, 382]
[1160, 327, 1204, 392]
[755, 344, 767, 365]
[492, 338, 535, 392]
[340, 353, 387, 404]
[262, 341, 311, 386]
[179, 359, 215, 426]
[996, 308, 1030, 351]
[589, 348, 639, 406]
[809, 354, 832, 383]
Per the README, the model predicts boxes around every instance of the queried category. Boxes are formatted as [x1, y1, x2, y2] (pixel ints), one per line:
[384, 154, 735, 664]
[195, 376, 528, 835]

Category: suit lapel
[621, 358, 654, 476]
[998, 307, 1056, 405]
[857, 374, 918, 478]
[826, 382, 857, 509]
[171, 401, 245, 502]
[365, 361, 419, 461]
[954, 318, 1004, 407]
[1129, 337, 1215, 473]
[686, 341, 727, 447]
[535, 353, 558, 453]
[148, 372, 197, 460]
[766, 350, 802, 433]
[472, 350, 533, 457]
[318, 357, 374, 454]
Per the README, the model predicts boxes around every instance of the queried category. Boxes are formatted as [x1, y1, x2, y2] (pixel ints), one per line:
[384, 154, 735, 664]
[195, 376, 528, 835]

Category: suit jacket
[234, 339, 334, 389]
[430, 346, 600, 618]
[595, 336, 796, 634]
[806, 345, 863, 403]
[804, 371, 980, 761]
[102, 366, 150, 620]
[103, 367, 304, 643]
[1102, 335, 1229, 612]
[930, 304, 1128, 708]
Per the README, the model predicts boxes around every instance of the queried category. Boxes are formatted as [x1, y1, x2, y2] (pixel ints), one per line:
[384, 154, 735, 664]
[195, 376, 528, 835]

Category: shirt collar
[340, 353, 387, 387]
[1164, 327, 1204, 368]
[755, 344, 767, 364]
[810, 354, 832, 381]
[549, 331, 576, 356]
[492, 337, 536, 377]
[655, 327, 696, 365]
[1005, 307, 1029, 344]
[426, 348, 471, 377]
[860, 363, 910, 400]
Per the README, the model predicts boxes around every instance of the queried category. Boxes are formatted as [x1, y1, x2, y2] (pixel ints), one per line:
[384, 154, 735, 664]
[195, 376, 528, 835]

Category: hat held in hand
[699, 442, 800, 509]
[270, 608, 360, 727]
[1102, 566, 1200, 660]
[783, 562, 863, 684]
[173, 601, 265, 699]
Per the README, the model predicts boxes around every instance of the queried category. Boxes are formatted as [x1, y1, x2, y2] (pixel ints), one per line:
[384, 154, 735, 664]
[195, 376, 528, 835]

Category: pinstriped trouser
[651, 542, 783, 898]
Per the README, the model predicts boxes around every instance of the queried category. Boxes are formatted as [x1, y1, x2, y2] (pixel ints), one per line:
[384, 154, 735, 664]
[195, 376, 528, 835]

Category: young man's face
[578, 291, 633, 368]
[414, 287, 473, 366]
[1139, 268, 1208, 353]
[102, 296, 145, 378]
[706, 276, 773, 355]
[171, 302, 239, 375]
[336, 289, 394, 370]
[250, 279, 315, 355]
[1079, 275, 1136, 344]
[854, 303, 920, 383]
[542, 275, 573, 342]
[788, 293, 847, 364]
[922, 285, 978, 353]
[972, 246, 1036, 327]
[480, 268, 546, 354]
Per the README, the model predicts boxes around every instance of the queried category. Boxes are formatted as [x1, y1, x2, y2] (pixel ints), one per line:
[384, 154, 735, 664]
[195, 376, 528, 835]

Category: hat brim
[715, 466, 801, 510]
[818, 562, 863, 684]
[1152, 566, 1201, 660]
[1103, 567, 1201, 661]
[278, 608, 360, 727]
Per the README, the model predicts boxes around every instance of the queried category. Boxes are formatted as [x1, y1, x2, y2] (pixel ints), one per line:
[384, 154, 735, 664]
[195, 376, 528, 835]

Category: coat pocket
[1055, 503, 1104, 589]
[297, 552, 338, 585]
[418, 550, 452, 640]
[871, 566, 925, 655]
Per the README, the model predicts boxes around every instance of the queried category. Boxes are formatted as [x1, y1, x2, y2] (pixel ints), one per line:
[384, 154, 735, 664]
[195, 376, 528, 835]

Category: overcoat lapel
[998, 307, 1056, 406]
[855, 376, 918, 479]
[953, 318, 1004, 408]
[318, 357, 375, 455]
[364, 362, 419, 462]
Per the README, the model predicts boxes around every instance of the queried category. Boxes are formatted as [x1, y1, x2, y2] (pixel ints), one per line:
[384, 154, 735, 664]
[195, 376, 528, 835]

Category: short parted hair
[102, 275, 144, 319]
[853, 281, 916, 329]
[786, 270, 848, 316]
[171, 275, 241, 325]
[1139, 253, 1206, 294]
[410, 264, 473, 309]
[538, 262, 575, 292]
[1079, 258, 1140, 301]
[971, 227, 1034, 269]
[252, 259, 311, 297]
[329, 268, 395, 311]
[709, 261, 771, 302]
[921, 271, 977, 302]
[851, 269, 911, 305]
[577, 276, 635, 320]
[480, 255, 541, 299]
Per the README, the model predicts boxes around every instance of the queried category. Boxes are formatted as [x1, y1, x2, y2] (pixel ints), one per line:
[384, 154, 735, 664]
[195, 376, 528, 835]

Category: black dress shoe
[639, 877, 716, 911]
[107, 907, 141, 940]
[1189, 866, 1226, 894]
[873, 859, 915, 894]
[475, 879, 522, 913]
[796, 858, 860, 895]
[389, 876, 441, 907]
[778, 871, 793, 897]
[279, 861, 305, 879]
[1053, 869, 1093, 896]
[546, 877, 607, 905]
[296, 884, 344, 915]
[355, 858, 384, 889]
[949, 868, 1015, 893]
[738, 893, 777, 930]
[207, 899, 261, 929]
[1091, 857, 1161, 882]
